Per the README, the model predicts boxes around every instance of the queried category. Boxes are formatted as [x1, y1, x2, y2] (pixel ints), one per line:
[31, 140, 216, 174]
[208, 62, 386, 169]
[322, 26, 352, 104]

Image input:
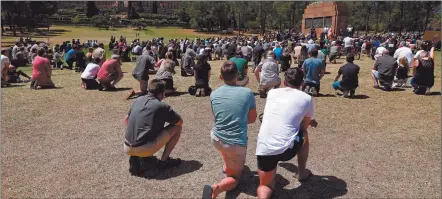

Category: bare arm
[300, 116, 312, 131]
[254, 64, 262, 83]
[207, 69, 211, 81]
[334, 74, 341, 82]
[429, 47, 435, 60]
[124, 115, 129, 125]
[248, 108, 257, 124]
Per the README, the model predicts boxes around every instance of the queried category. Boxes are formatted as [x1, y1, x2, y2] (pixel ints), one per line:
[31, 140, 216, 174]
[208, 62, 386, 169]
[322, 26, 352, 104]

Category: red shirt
[32, 56, 51, 79]
[97, 59, 119, 80]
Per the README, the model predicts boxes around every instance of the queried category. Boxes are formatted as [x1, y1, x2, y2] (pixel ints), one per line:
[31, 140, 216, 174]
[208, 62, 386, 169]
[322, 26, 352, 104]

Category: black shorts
[257, 130, 304, 172]
[82, 78, 100, 90]
[161, 78, 174, 90]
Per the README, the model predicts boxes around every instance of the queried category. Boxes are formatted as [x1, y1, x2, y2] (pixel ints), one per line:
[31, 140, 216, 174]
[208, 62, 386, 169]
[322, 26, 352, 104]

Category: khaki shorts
[211, 132, 247, 171]
[124, 125, 176, 157]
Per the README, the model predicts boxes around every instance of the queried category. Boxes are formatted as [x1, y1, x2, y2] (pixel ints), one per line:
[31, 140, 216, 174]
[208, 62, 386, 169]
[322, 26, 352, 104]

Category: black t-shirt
[338, 62, 360, 90]
[125, 93, 181, 146]
[396, 66, 408, 79]
[374, 55, 397, 78]
[195, 62, 211, 86]
[227, 44, 236, 56]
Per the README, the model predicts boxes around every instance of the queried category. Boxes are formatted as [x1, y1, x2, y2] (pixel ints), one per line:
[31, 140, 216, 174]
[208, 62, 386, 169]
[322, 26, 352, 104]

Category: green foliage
[86, 1, 99, 18]
[71, 15, 81, 24]
[91, 15, 109, 29]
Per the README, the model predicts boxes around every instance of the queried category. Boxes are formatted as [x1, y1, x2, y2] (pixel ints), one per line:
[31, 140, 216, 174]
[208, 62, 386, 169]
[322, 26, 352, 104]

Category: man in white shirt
[256, 67, 316, 199]
[393, 41, 413, 67]
[343, 36, 354, 54]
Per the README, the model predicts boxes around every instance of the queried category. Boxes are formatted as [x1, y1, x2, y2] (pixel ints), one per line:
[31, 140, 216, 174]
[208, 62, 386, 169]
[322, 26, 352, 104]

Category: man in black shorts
[255, 67, 317, 199]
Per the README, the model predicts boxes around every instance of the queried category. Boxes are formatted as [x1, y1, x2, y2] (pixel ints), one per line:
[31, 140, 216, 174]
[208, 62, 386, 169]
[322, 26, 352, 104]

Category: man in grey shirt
[126, 48, 156, 99]
[255, 51, 281, 98]
[329, 42, 339, 64]
[124, 79, 184, 176]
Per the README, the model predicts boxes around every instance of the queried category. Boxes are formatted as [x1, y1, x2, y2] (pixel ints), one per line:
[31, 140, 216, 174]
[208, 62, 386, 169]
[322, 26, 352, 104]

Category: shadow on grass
[166, 91, 188, 97]
[428, 91, 441, 96]
[350, 94, 370, 99]
[277, 163, 348, 199]
[324, 72, 332, 75]
[137, 157, 203, 180]
[4, 84, 26, 88]
[104, 87, 133, 92]
[225, 164, 348, 199]
[317, 93, 336, 97]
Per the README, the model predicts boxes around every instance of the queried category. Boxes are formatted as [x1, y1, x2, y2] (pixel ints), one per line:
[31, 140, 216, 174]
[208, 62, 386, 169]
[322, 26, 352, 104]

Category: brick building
[301, 2, 348, 37]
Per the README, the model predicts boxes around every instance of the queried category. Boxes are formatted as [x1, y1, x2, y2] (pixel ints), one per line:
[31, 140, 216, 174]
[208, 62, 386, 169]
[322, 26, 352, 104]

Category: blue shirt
[373, 40, 380, 48]
[65, 49, 76, 61]
[210, 85, 256, 147]
[273, 47, 282, 60]
[302, 57, 325, 84]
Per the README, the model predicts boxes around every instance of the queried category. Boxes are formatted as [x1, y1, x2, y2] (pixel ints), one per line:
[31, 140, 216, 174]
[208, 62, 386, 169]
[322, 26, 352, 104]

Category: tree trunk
[365, 7, 371, 35]
[1, 20, 4, 36]
[423, 2, 432, 32]
[398, 2, 404, 36]
[260, 2, 265, 35]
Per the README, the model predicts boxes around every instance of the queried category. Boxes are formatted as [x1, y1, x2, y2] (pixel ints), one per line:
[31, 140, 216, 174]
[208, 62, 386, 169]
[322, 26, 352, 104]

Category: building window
[305, 18, 312, 29]
[324, 16, 332, 27]
[313, 17, 323, 28]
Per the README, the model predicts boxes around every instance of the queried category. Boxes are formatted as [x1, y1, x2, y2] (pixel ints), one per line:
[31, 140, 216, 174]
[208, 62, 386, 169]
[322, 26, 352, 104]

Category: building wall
[301, 2, 348, 37]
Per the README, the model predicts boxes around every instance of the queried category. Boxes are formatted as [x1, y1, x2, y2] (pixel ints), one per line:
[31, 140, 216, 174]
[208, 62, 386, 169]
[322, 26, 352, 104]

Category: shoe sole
[202, 185, 213, 199]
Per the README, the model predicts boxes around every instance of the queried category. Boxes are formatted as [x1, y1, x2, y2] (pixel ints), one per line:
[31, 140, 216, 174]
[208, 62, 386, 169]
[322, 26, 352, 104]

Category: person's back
[66, 48, 76, 61]
[302, 57, 324, 84]
[257, 87, 313, 155]
[211, 85, 255, 146]
[344, 37, 353, 48]
[133, 54, 155, 78]
[240, 46, 250, 58]
[81, 62, 100, 80]
[375, 55, 396, 79]
[414, 57, 434, 87]
[339, 62, 360, 90]
[294, 46, 302, 57]
[32, 56, 50, 79]
[98, 59, 118, 79]
[273, 47, 282, 60]
[260, 57, 279, 83]
[229, 57, 247, 81]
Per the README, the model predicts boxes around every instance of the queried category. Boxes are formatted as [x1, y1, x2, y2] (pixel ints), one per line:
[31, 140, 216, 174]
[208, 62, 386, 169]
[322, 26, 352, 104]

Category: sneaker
[195, 88, 201, 97]
[201, 88, 206, 97]
[304, 85, 311, 95]
[129, 156, 142, 176]
[157, 157, 182, 170]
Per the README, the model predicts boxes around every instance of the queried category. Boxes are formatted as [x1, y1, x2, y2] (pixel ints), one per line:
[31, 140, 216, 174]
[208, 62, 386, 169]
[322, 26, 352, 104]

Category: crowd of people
[0, 27, 438, 199]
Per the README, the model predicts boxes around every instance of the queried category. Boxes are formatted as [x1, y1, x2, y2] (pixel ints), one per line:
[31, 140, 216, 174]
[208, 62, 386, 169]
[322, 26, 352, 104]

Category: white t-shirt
[344, 37, 353, 48]
[256, 88, 314, 156]
[80, 63, 100, 79]
[414, 50, 424, 59]
[393, 47, 413, 67]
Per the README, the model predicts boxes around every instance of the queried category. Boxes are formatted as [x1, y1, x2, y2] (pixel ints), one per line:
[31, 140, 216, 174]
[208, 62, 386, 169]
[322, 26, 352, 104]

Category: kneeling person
[124, 79, 184, 176]
[256, 68, 315, 199]
[80, 57, 101, 90]
[332, 54, 360, 97]
[97, 55, 123, 91]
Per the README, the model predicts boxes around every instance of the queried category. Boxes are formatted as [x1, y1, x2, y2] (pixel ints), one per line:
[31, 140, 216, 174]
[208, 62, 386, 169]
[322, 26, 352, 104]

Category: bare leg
[371, 72, 379, 88]
[297, 133, 310, 180]
[211, 152, 242, 199]
[257, 168, 277, 199]
[160, 125, 182, 161]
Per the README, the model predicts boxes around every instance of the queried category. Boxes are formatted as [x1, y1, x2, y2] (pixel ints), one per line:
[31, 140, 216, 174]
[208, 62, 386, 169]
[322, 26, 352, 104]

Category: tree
[86, 1, 99, 18]
[91, 15, 109, 29]
[127, 1, 139, 19]
[71, 15, 81, 25]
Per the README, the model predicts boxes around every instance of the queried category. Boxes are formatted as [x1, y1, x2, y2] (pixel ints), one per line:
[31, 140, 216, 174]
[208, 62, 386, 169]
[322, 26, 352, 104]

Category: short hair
[165, 52, 173, 59]
[346, 53, 355, 63]
[148, 79, 166, 96]
[284, 67, 304, 87]
[235, 50, 243, 57]
[37, 48, 46, 56]
[220, 61, 238, 81]
[93, 57, 101, 64]
[310, 48, 319, 57]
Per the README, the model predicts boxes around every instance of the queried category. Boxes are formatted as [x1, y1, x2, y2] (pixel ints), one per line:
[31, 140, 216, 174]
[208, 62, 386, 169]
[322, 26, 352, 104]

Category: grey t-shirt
[330, 46, 339, 55]
[125, 93, 181, 146]
[257, 57, 280, 85]
[132, 54, 155, 80]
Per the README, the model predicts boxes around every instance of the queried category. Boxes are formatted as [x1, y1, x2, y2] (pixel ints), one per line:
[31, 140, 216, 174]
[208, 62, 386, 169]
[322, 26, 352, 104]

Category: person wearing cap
[371, 49, 397, 90]
[229, 51, 249, 87]
[332, 54, 360, 98]
[93, 43, 106, 66]
[97, 54, 123, 91]
[393, 41, 413, 68]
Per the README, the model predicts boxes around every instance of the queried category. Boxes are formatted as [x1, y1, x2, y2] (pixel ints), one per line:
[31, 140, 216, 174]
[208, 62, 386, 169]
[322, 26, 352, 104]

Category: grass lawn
[1, 25, 231, 47]
[1, 26, 441, 198]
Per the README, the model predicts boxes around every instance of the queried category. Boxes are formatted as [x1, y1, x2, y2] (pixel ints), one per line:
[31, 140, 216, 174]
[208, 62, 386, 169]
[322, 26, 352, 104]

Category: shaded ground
[2, 50, 440, 198]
